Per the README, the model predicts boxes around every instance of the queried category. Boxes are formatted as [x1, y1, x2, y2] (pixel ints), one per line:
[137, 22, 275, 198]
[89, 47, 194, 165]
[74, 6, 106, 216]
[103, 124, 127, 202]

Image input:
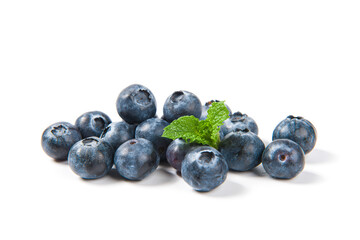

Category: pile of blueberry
[41, 84, 317, 192]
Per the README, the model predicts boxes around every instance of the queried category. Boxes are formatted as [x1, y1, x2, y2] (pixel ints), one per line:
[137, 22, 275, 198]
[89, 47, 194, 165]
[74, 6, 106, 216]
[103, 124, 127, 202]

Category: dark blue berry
[272, 115, 317, 154]
[75, 111, 111, 138]
[114, 138, 160, 181]
[41, 122, 82, 160]
[135, 118, 171, 161]
[262, 139, 305, 179]
[116, 84, 157, 124]
[166, 139, 198, 172]
[163, 90, 202, 122]
[68, 137, 114, 179]
[181, 146, 228, 192]
[100, 122, 135, 150]
[220, 111, 258, 139]
[219, 129, 265, 171]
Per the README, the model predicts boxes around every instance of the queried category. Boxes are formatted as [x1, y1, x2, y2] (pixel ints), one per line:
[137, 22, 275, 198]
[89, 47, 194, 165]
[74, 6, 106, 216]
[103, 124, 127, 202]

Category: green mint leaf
[206, 101, 230, 127]
[162, 116, 212, 146]
[161, 101, 230, 149]
[202, 101, 230, 147]
[198, 119, 217, 147]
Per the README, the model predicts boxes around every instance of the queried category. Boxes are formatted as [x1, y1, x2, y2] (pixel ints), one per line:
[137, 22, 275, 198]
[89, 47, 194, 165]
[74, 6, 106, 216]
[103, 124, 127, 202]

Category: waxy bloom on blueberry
[262, 139, 305, 179]
[68, 137, 114, 179]
[100, 121, 135, 150]
[272, 115, 317, 154]
[220, 111, 258, 139]
[42, 122, 82, 160]
[116, 84, 157, 124]
[163, 90, 202, 122]
[166, 139, 198, 172]
[75, 111, 111, 138]
[135, 118, 171, 161]
[220, 128, 264, 171]
[114, 138, 160, 181]
[181, 146, 228, 192]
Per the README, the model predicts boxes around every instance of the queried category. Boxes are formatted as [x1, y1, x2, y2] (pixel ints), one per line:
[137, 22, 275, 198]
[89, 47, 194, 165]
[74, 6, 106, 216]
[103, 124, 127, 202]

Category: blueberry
[262, 139, 305, 179]
[219, 129, 265, 171]
[163, 90, 202, 122]
[100, 122, 136, 150]
[200, 100, 232, 120]
[68, 137, 114, 179]
[75, 111, 111, 138]
[272, 115, 317, 154]
[116, 84, 157, 124]
[114, 138, 160, 180]
[181, 146, 228, 192]
[135, 118, 171, 161]
[41, 122, 82, 160]
[166, 139, 198, 172]
[220, 111, 258, 138]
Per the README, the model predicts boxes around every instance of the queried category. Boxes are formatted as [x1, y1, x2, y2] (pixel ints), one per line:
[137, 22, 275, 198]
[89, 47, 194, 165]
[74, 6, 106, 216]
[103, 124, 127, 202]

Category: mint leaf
[206, 101, 230, 127]
[204, 101, 230, 146]
[162, 115, 212, 146]
[162, 101, 230, 149]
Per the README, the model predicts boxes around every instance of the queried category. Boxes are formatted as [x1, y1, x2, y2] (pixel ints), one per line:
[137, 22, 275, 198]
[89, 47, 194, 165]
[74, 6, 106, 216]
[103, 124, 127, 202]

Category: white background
[1, 1, 359, 240]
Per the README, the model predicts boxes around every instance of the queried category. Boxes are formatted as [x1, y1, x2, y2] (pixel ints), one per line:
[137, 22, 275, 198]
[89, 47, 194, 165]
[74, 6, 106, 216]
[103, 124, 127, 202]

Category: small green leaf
[206, 101, 230, 127]
[202, 101, 229, 148]
[161, 101, 230, 149]
[162, 116, 209, 146]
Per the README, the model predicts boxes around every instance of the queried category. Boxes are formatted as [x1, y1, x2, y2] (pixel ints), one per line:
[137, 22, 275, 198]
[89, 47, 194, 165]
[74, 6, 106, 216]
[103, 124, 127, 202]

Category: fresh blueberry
[41, 122, 82, 160]
[181, 146, 228, 192]
[166, 139, 198, 172]
[163, 90, 202, 122]
[272, 115, 317, 154]
[200, 100, 232, 120]
[68, 137, 114, 179]
[114, 138, 160, 181]
[262, 139, 305, 179]
[100, 122, 136, 150]
[220, 112, 258, 138]
[135, 118, 171, 161]
[75, 111, 111, 138]
[116, 84, 157, 124]
[219, 129, 265, 171]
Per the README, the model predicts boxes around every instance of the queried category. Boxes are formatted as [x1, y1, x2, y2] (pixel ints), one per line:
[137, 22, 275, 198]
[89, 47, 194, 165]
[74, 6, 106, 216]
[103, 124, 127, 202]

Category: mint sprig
[162, 101, 229, 149]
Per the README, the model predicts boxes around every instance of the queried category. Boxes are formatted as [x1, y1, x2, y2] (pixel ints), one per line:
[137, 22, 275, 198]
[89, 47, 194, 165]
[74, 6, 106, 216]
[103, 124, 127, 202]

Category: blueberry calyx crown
[93, 117, 106, 129]
[199, 151, 215, 163]
[51, 124, 67, 137]
[233, 127, 250, 133]
[287, 115, 304, 120]
[205, 100, 220, 107]
[279, 154, 288, 161]
[230, 112, 247, 122]
[133, 89, 152, 105]
[170, 91, 185, 102]
[82, 137, 100, 147]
